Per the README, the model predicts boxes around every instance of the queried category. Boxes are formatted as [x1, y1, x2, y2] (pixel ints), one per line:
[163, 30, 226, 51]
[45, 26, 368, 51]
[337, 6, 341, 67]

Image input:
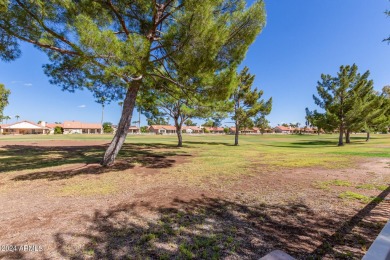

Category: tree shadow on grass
[48, 186, 390, 259]
[258, 140, 337, 149]
[49, 196, 364, 259]
[184, 141, 234, 147]
[312, 186, 390, 258]
[260, 139, 369, 149]
[3, 143, 189, 181]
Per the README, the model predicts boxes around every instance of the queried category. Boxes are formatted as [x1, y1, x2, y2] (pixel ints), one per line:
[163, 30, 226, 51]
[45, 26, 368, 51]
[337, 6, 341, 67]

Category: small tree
[230, 67, 272, 145]
[15, 115, 20, 121]
[103, 122, 114, 134]
[311, 64, 374, 146]
[363, 87, 390, 140]
[254, 115, 270, 134]
[146, 116, 169, 126]
[305, 108, 335, 135]
[211, 112, 228, 127]
[54, 126, 63, 134]
[184, 119, 196, 126]
[141, 90, 214, 147]
[0, 84, 11, 119]
[140, 126, 148, 133]
[3, 115, 11, 124]
[202, 119, 214, 127]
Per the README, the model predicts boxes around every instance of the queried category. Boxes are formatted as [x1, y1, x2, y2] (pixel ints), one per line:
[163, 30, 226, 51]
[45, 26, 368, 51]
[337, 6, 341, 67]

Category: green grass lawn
[1, 133, 389, 172]
[1, 133, 389, 259]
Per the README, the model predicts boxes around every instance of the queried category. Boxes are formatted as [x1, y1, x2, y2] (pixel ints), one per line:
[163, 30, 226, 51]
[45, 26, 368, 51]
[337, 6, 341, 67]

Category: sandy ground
[0, 140, 389, 259]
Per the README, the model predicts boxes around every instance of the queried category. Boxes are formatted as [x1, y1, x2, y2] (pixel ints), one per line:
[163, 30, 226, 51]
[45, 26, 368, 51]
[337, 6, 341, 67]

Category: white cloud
[78, 105, 86, 108]
[23, 83, 33, 86]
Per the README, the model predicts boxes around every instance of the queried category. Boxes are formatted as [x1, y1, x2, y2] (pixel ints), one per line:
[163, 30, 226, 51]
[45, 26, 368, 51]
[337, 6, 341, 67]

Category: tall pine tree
[312, 64, 376, 146]
[0, 0, 266, 166]
[230, 67, 272, 146]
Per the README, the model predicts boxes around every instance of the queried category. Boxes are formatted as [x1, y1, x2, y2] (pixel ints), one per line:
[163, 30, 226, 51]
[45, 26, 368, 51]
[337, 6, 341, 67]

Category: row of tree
[306, 64, 390, 146]
[0, 114, 21, 123]
[0, 0, 270, 165]
[139, 66, 272, 146]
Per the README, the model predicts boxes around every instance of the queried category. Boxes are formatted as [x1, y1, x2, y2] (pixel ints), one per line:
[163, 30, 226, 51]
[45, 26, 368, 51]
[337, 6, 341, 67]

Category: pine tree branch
[14, 0, 82, 54]
[106, 0, 130, 36]
[0, 24, 79, 56]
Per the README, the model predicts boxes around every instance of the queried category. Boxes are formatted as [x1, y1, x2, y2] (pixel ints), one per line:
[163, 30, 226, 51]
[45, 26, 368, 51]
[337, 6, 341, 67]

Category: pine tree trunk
[345, 130, 351, 143]
[338, 124, 344, 146]
[101, 82, 140, 166]
[174, 119, 183, 147]
[366, 132, 370, 142]
[234, 123, 239, 146]
[101, 105, 104, 134]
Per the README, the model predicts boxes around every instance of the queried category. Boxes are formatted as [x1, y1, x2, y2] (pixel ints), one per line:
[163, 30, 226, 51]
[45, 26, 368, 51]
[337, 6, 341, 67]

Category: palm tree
[15, 115, 20, 122]
[96, 96, 106, 134]
[4, 116, 11, 124]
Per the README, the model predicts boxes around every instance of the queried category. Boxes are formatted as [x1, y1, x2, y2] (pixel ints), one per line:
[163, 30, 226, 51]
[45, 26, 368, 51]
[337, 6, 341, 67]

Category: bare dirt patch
[0, 140, 389, 259]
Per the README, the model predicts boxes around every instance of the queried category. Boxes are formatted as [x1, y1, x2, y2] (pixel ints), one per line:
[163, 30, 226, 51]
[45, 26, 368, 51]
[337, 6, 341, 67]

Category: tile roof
[275, 126, 294, 131]
[62, 121, 102, 129]
[229, 127, 255, 132]
[204, 127, 224, 131]
[149, 125, 177, 130]
[0, 120, 48, 129]
[182, 126, 202, 131]
[46, 123, 62, 129]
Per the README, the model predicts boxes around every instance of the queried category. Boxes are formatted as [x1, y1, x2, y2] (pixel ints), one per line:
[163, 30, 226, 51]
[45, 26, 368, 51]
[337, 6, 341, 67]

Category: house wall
[63, 128, 101, 134]
[64, 129, 82, 134]
[8, 122, 42, 129]
[2, 129, 47, 134]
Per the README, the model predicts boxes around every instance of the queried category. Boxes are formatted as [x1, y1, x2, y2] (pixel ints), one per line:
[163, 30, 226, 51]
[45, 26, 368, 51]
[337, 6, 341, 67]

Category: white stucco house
[0, 121, 50, 134]
[47, 121, 102, 134]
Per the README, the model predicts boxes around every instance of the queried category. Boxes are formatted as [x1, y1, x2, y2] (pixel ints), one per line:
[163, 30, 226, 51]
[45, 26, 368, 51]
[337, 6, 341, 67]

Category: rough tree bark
[345, 129, 351, 143]
[101, 81, 140, 166]
[174, 118, 183, 147]
[366, 132, 370, 142]
[338, 103, 344, 146]
[338, 124, 344, 146]
[234, 123, 239, 146]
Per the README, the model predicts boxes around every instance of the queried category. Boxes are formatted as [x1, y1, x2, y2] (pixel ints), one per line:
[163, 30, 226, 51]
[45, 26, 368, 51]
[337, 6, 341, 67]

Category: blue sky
[1, 0, 390, 127]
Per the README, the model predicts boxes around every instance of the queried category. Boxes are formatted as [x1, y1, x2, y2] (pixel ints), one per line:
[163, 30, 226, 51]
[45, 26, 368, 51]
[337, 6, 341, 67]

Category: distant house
[0, 121, 50, 134]
[128, 126, 140, 134]
[301, 127, 318, 134]
[182, 126, 202, 134]
[229, 127, 260, 134]
[252, 127, 261, 134]
[47, 121, 102, 134]
[46, 123, 62, 129]
[274, 126, 295, 134]
[204, 127, 225, 134]
[263, 128, 275, 134]
[148, 125, 177, 134]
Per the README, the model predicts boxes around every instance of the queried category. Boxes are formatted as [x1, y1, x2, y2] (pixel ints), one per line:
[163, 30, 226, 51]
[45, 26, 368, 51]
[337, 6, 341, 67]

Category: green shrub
[54, 126, 63, 134]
